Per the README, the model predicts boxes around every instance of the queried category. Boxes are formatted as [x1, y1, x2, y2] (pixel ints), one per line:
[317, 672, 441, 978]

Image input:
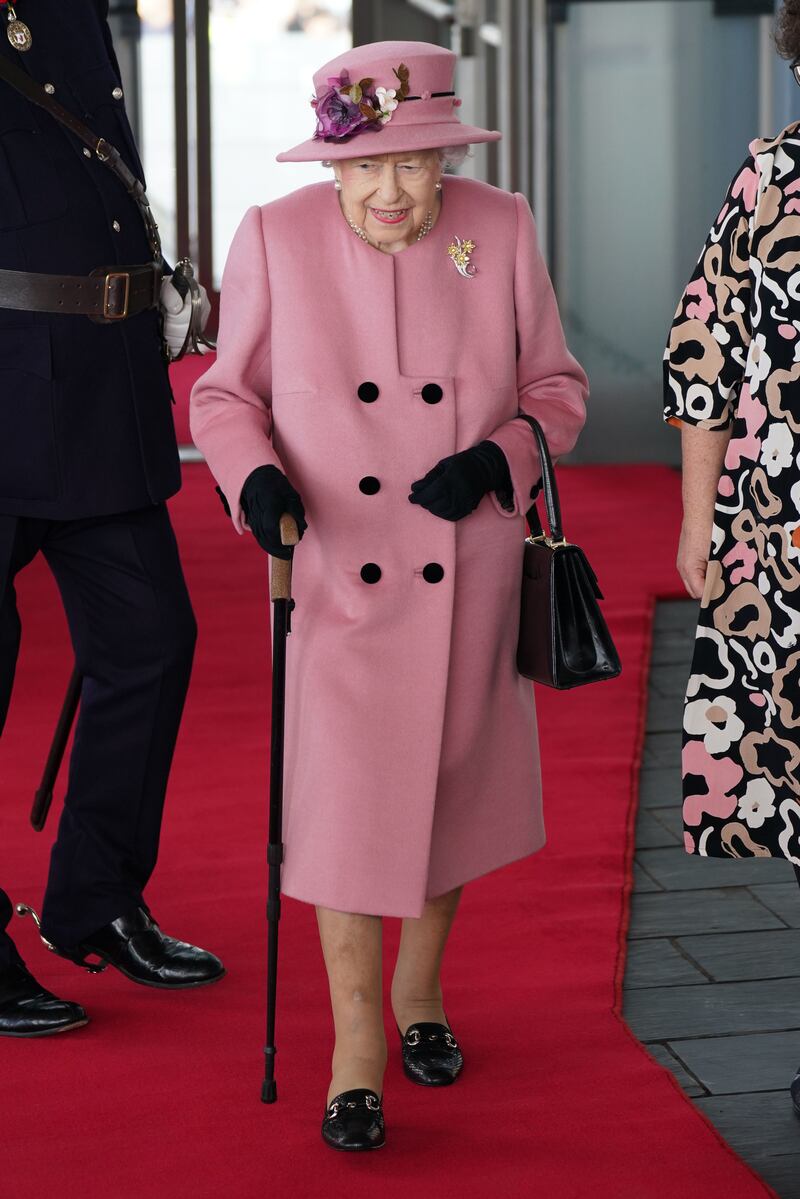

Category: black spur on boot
[0, 958, 88, 1037]
[399, 1022, 464, 1087]
[321, 1089, 385, 1151]
[19, 904, 225, 989]
[791, 1067, 800, 1117]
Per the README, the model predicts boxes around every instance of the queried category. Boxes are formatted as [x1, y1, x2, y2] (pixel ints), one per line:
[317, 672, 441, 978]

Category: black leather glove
[409, 441, 514, 521]
[240, 464, 307, 560]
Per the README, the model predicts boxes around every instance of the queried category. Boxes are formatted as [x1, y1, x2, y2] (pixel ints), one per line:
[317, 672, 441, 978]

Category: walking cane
[30, 665, 82, 831]
[262, 513, 300, 1104]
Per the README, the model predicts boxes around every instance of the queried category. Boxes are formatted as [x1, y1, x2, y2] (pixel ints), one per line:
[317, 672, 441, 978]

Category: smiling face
[334, 150, 442, 252]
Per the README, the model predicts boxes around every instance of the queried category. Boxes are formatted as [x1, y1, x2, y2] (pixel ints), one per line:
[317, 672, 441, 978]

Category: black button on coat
[360, 563, 381, 584]
[357, 381, 379, 403]
[0, 0, 179, 519]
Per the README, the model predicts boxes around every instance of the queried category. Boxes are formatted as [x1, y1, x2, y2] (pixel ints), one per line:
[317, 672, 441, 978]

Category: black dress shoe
[399, 1022, 464, 1087]
[791, 1067, 800, 1117]
[0, 960, 88, 1037]
[55, 908, 225, 989]
[321, 1089, 385, 1151]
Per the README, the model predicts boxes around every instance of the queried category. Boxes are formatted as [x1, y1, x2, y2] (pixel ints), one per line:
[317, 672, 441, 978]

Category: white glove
[159, 275, 212, 360]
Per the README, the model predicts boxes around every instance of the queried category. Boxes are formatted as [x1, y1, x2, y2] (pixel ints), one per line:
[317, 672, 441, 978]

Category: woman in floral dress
[663, 0, 800, 1116]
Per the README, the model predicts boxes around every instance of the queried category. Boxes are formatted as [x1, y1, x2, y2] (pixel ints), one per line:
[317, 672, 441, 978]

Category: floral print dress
[664, 121, 800, 864]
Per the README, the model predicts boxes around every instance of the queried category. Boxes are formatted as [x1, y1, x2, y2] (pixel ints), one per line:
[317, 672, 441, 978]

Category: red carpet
[0, 464, 777, 1199]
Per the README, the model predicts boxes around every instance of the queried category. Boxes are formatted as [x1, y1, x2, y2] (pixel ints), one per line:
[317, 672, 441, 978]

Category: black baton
[31, 665, 82, 831]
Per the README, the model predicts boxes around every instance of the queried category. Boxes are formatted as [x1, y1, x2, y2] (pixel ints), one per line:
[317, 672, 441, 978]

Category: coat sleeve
[485, 192, 588, 519]
[190, 205, 285, 533]
[663, 154, 757, 431]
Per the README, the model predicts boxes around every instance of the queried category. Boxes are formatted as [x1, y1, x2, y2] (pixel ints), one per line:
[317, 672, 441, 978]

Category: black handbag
[516, 416, 621, 688]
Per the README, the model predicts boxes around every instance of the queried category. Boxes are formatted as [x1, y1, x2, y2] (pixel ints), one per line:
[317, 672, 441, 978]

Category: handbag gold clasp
[527, 534, 570, 549]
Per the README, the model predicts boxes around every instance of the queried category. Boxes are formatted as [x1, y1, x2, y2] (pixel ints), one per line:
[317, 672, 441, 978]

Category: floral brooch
[312, 64, 410, 143]
[447, 237, 477, 279]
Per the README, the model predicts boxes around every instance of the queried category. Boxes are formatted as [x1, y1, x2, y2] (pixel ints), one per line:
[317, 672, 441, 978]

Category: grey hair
[437, 145, 471, 171]
[322, 145, 472, 172]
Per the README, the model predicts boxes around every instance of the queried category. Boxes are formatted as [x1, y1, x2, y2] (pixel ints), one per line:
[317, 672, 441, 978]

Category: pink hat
[276, 40, 501, 163]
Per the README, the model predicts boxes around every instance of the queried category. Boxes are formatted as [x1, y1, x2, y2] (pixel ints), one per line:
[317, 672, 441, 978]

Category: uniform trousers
[0, 504, 196, 966]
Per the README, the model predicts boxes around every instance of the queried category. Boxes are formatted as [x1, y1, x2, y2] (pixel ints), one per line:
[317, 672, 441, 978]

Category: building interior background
[112, 0, 788, 464]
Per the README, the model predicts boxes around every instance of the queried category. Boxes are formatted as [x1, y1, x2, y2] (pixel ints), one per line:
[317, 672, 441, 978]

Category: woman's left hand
[409, 441, 512, 521]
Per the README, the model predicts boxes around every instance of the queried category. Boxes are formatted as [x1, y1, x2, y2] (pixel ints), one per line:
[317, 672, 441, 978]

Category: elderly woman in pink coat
[191, 40, 587, 1151]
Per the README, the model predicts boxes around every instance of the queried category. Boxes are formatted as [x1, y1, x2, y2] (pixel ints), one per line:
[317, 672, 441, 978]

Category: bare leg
[391, 886, 462, 1034]
[316, 907, 387, 1105]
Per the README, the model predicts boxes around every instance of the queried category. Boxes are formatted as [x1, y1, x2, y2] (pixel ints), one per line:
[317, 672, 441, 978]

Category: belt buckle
[103, 270, 130, 320]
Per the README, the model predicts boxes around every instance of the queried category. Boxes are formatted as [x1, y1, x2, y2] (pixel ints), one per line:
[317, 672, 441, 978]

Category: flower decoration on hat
[312, 63, 410, 143]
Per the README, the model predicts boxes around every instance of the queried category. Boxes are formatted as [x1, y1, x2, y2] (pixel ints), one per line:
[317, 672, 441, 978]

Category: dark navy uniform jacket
[0, 0, 179, 519]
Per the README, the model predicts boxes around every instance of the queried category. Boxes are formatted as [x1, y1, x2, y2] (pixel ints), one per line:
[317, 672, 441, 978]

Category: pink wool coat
[190, 175, 588, 917]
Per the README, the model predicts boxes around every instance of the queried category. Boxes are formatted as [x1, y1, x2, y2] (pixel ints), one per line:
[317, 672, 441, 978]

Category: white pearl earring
[435, 181, 442, 190]
[334, 179, 342, 191]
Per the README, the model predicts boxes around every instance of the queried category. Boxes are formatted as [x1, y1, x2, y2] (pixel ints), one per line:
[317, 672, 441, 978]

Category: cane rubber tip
[261, 1080, 277, 1104]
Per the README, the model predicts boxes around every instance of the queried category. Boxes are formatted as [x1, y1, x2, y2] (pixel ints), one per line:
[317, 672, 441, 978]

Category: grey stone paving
[623, 600, 800, 1198]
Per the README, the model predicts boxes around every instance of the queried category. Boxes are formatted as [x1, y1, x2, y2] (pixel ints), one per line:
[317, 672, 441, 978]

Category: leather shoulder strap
[0, 53, 161, 260]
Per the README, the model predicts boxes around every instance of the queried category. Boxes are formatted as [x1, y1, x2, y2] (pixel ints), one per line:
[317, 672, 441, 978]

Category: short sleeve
[663, 155, 757, 431]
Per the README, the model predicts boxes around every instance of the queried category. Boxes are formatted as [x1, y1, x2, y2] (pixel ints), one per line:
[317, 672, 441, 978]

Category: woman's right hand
[676, 518, 712, 601]
[240, 465, 307, 560]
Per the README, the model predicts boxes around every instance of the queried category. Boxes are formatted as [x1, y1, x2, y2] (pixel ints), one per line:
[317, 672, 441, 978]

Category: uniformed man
[0, 0, 224, 1037]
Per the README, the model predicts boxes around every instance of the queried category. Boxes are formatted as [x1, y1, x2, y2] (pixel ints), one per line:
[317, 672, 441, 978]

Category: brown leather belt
[0, 262, 163, 322]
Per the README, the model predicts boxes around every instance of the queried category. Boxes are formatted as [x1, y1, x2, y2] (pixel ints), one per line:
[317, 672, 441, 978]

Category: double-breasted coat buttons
[356, 384, 443, 587]
[358, 381, 379, 403]
[422, 563, 444, 584]
[421, 383, 443, 405]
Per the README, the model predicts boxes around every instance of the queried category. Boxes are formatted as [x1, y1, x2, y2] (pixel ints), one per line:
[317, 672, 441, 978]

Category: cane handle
[270, 515, 300, 601]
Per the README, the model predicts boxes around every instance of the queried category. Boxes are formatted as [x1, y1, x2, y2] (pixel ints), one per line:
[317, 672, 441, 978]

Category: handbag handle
[516, 415, 565, 543]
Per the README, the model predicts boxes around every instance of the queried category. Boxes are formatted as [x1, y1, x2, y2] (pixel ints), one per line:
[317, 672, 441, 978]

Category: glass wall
[135, 0, 350, 285]
[209, 0, 350, 288]
[139, 0, 178, 264]
[552, 3, 767, 463]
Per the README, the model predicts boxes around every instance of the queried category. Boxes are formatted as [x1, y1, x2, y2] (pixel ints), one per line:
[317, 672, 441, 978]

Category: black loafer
[791, 1067, 800, 1117]
[321, 1089, 385, 1151]
[52, 907, 225, 989]
[399, 1022, 463, 1087]
[0, 960, 88, 1037]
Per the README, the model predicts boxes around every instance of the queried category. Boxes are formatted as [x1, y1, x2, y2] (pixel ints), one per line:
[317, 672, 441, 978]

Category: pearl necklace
[345, 208, 434, 248]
